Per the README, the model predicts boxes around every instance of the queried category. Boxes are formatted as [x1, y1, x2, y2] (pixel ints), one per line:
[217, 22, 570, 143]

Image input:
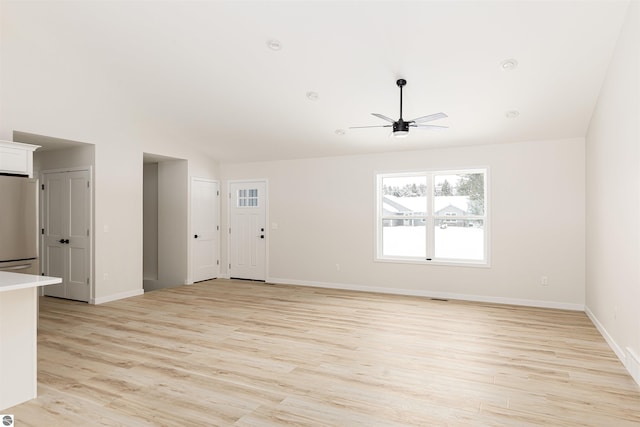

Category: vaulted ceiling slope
[0, 1, 630, 162]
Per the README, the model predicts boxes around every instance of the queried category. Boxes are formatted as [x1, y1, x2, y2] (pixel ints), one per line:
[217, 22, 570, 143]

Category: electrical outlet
[541, 276, 548, 286]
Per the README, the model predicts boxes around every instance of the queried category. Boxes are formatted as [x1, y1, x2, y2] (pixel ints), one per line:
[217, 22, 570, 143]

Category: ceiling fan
[350, 79, 448, 138]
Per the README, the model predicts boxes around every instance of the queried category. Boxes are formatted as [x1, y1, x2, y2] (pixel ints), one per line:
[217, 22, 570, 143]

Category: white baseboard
[626, 347, 640, 386]
[585, 306, 640, 387]
[584, 306, 626, 360]
[91, 288, 144, 305]
[266, 277, 584, 311]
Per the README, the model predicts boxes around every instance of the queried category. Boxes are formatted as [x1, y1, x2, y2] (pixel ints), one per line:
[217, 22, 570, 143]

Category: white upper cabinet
[0, 141, 40, 177]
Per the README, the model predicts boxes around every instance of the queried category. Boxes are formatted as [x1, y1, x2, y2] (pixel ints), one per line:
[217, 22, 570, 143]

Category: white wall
[143, 163, 159, 282]
[32, 145, 95, 173]
[585, 1, 640, 384]
[221, 137, 586, 309]
[156, 159, 189, 290]
[0, 2, 221, 302]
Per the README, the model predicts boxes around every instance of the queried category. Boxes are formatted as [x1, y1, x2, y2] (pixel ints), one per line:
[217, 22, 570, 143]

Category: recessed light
[500, 58, 518, 71]
[266, 39, 282, 51]
[335, 129, 346, 136]
[306, 91, 319, 101]
[505, 110, 520, 119]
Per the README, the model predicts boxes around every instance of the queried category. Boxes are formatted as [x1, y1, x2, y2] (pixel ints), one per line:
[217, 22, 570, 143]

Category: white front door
[229, 181, 266, 281]
[42, 170, 91, 302]
[191, 178, 219, 282]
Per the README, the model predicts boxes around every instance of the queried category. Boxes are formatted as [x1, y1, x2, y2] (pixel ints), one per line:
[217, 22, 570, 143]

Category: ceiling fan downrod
[397, 79, 406, 121]
[394, 79, 409, 135]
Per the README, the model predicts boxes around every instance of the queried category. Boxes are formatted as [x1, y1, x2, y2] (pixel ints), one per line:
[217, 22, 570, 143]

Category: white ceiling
[1, 1, 630, 162]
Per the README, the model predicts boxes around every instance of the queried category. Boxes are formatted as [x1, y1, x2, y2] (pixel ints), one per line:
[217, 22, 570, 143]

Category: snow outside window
[377, 169, 488, 265]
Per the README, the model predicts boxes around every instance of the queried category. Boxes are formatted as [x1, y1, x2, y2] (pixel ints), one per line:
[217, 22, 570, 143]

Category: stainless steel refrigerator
[0, 175, 39, 275]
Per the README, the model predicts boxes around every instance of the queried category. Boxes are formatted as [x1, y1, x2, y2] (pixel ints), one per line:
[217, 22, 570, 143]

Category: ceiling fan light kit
[350, 78, 448, 138]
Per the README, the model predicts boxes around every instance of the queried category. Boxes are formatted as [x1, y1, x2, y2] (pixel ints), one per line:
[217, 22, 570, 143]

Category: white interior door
[229, 181, 266, 281]
[191, 178, 219, 282]
[42, 170, 91, 302]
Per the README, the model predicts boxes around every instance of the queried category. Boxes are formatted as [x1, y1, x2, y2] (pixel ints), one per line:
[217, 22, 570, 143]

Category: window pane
[434, 173, 484, 216]
[382, 222, 426, 258]
[238, 188, 259, 208]
[434, 219, 484, 260]
[382, 176, 427, 217]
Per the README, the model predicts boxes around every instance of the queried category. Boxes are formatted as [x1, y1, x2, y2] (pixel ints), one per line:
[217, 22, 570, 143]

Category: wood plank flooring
[7, 279, 640, 426]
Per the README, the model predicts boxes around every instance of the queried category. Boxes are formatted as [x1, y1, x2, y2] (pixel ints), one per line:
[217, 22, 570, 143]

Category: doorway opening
[143, 153, 188, 292]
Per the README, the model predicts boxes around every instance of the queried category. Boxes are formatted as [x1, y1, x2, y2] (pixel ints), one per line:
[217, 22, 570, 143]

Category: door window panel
[238, 188, 259, 207]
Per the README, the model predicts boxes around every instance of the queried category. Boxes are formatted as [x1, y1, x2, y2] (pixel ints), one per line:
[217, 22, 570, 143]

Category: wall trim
[625, 347, 640, 386]
[267, 277, 585, 311]
[585, 306, 625, 360]
[585, 306, 640, 386]
[91, 289, 144, 305]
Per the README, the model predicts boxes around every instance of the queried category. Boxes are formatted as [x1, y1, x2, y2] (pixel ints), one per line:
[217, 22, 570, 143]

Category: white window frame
[375, 168, 489, 267]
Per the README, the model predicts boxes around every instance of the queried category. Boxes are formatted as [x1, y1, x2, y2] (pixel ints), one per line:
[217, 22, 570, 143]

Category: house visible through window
[377, 169, 488, 265]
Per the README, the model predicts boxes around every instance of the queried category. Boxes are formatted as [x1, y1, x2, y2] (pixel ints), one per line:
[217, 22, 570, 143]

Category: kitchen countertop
[0, 271, 62, 292]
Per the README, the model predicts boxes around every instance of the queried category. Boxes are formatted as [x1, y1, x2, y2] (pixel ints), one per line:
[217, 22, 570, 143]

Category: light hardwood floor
[7, 279, 640, 426]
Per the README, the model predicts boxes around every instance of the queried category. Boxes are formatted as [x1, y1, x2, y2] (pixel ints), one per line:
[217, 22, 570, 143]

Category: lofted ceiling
[0, 1, 630, 162]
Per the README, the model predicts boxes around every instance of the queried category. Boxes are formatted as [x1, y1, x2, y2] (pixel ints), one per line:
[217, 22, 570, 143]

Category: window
[237, 188, 259, 207]
[377, 169, 488, 265]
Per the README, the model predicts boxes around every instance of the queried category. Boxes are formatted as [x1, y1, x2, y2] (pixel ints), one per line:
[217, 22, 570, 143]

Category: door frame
[226, 179, 269, 281]
[189, 177, 220, 284]
[39, 166, 93, 301]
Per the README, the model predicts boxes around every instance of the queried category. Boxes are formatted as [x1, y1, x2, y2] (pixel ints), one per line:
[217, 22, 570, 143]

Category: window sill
[375, 257, 490, 268]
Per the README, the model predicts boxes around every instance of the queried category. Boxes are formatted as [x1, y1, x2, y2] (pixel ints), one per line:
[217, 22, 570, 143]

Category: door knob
[59, 239, 70, 244]
[59, 239, 65, 244]
[194, 234, 199, 238]
[260, 235, 265, 239]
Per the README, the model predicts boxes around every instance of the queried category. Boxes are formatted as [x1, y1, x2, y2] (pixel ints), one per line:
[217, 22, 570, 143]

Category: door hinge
[216, 225, 219, 231]
[229, 193, 231, 199]
[87, 229, 90, 236]
[87, 181, 90, 188]
[217, 190, 219, 196]
[41, 228, 45, 235]
[229, 264, 231, 270]
[87, 278, 90, 284]
[229, 228, 231, 234]
[217, 260, 219, 265]
[41, 184, 45, 190]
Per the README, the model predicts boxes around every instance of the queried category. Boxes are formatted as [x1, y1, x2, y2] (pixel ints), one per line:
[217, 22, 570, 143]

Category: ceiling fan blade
[410, 112, 448, 124]
[349, 125, 393, 129]
[371, 113, 396, 123]
[412, 124, 448, 130]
